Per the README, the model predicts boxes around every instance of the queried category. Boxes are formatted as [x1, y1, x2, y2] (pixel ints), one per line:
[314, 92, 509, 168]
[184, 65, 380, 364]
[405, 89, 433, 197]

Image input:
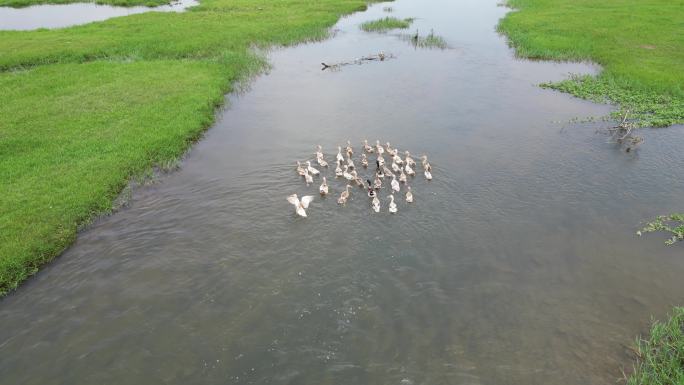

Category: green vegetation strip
[360, 16, 413, 32]
[0, 0, 376, 295]
[0, 0, 168, 8]
[639, 214, 684, 245]
[498, 0, 684, 127]
[626, 307, 684, 385]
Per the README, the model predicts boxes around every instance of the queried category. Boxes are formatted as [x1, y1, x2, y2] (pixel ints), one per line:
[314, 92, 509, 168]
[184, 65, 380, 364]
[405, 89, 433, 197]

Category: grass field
[626, 307, 684, 385]
[498, 0, 684, 127]
[0, 0, 374, 295]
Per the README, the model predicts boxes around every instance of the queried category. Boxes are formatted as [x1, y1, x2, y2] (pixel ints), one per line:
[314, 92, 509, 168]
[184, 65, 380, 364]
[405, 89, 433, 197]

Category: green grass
[0, 0, 377, 295]
[626, 307, 684, 385]
[0, 0, 169, 8]
[401, 29, 448, 49]
[639, 214, 684, 245]
[498, 0, 684, 127]
[360, 16, 413, 32]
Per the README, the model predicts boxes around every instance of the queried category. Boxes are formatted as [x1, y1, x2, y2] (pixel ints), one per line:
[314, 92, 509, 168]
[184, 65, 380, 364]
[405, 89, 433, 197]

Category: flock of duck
[287, 140, 433, 217]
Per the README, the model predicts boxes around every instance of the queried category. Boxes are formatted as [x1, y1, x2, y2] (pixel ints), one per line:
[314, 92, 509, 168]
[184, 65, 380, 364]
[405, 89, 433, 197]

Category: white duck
[319, 177, 329, 195]
[287, 194, 314, 217]
[296, 161, 306, 176]
[337, 185, 351, 205]
[421, 155, 430, 170]
[399, 169, 407, 183]
[336, 146, 344, 163]
[306, 161, 320, 176]
[317, 155, 328, 168]
[315, 145, 324, 159]
[393, 153, 404, 165]
[347, 155, 355, 171]
[405, 163, 415, 176]
[304, 169, 314, 186]
[425, 169, 433, 181]
[377, 154, 385, 167]
[361, 153, 368, 168]
[390, 174, 400, 192]
[345, 140, 354, 157]
[343, 165, 354, 181]
[391, 161, 401, 173]
[388, 194, 398, 213]
[405, 151, 416, 167]
[383, 164, 394, 176]
[335, 160, 343, 177]
[363, 139, 374, 153]
[371, 196, 380, 213]
[375, 140, 384, 155]
[405, 186, 413, 203]
[373, 175, 382, 189]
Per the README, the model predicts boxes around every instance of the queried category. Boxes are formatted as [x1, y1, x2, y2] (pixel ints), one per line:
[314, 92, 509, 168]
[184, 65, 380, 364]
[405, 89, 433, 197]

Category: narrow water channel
[1, 0, 683, 384]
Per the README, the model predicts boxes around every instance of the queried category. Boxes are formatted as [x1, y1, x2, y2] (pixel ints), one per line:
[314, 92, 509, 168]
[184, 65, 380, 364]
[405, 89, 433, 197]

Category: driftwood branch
[321, 52, 394, 71]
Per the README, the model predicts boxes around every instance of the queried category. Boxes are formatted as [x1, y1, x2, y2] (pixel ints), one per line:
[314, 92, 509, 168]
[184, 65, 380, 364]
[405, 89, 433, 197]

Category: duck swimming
[343, 165, 354, 181]
[405, 163, 415, 176]
[296, 161, 306, 177]
[375, 140, 384, 155]
[361, 153, 368, 168]
[345, 140, 354, 157]
[372, 195, 380, 213]
[405, 186, 413, 203]
[336, 146, 344, 163]
[375, 160, 385, 178]
[306, 161, 320, 176]
[366, 179, 377, 198]
[399, 169, 407, 183]
[363, 139, 374, 153]
[335, 160, 343, 177]
[391, 161, 401, 173]
[287, 194, 314, 217]
[320, 177, 329, 195]
[347, 155, 355, 171]
[405, 151, 416, 167]
[390, 174, 400, 192]
[304, 169, 314, 186]
[373, 175, 383, 189]
[337, 185, 351, 205]
[388, 194, 398, 213]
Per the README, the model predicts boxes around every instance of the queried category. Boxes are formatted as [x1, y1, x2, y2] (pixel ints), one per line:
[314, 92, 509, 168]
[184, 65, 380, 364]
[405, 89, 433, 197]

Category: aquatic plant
[401, 29, 448, 49]
[624, 307, 684, 385]
[638, 214, 684, 245]
[360, 17, 413, 32]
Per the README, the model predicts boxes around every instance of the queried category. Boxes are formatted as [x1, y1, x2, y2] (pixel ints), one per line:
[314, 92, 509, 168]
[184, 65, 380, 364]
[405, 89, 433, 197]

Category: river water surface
[1, 0, 683, 384]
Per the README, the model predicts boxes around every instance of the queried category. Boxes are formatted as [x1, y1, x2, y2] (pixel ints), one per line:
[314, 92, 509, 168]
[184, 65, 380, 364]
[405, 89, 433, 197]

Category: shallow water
[0, 0, 196, 30]
[1, 0, 683, 384]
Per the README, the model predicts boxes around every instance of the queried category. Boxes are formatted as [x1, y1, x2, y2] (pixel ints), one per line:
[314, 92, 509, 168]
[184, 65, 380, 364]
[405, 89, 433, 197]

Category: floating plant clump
[637, 214, 684, 245]
[287, 140, 433, 217]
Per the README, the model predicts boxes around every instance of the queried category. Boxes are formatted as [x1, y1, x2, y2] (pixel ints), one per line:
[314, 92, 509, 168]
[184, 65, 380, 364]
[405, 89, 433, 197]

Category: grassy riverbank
[626, 307, 684, 385]
[0, 0, 375, 295]
[0, 0, 168, 7]
[498, 0, 684, 127]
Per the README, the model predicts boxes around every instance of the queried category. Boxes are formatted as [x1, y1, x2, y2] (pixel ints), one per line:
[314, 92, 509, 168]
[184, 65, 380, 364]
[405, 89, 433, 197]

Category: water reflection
[0, 0, 197, 30]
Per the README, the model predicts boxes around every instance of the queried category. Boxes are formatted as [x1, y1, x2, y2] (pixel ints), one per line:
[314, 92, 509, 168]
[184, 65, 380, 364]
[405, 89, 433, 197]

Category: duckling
[405, 163, 415, 176]
[347, 155, 355, 171]
[391, 161, 401, 173]
[388, 194, 398, 213]
[319, 177, 329, 195]
[287, 194, 314, 217]
[363, 139, 374, 153]
[393, 153, 404, 165]
[405, 186, 413, 203]
[361, 153, 368, 168]
[345, 140, 354, 157]
[366, 179, 377, 198]
[404, 151, 416, 167]
[399, 169, 407, 183]
[372, 195, 381, 213]
[306, 161, 320, 176]
[335, 160, 343, 177]
[375, 140, 384, 155]
[304, 169, 314, 186]
[296, 161, 306, 176]
[376, 161, 385, 178]
[343, 165, 354, 181]
[336, 146, 344, 163]
[373, 175, 383, 189]
[390, 174, 400, 192]
[337, 185, 351, 205]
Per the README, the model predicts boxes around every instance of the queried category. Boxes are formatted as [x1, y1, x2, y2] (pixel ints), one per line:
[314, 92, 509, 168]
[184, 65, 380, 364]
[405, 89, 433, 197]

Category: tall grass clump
[360, 17, 413, 32]
[626, 307, 684, 385]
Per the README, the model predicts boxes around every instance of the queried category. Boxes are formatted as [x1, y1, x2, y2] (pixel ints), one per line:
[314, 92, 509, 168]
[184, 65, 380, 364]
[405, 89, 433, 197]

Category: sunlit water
[0, 0, 196, 30]
[1, 0, 683, 384]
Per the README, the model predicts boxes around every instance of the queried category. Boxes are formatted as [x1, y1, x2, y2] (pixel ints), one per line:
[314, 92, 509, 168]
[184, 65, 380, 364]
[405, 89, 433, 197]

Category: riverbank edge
[496, 0, 684, 128]
[0, 1, 382, 297]
[0, 0, 169, 8]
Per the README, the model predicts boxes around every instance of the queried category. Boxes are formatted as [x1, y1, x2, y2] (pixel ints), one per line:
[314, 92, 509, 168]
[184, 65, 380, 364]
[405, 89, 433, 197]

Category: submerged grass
[626, 307, 684, 385]
[401, 29, 448, 49]
[638, 214, 684, 245]
[360, 16, 413, 32]
[0, 0, 378, 295]
[498, 0, 684, 127]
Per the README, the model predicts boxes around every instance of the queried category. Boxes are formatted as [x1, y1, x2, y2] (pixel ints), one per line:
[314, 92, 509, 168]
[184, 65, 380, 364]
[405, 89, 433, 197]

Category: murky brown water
[1, 0, 683, 384]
